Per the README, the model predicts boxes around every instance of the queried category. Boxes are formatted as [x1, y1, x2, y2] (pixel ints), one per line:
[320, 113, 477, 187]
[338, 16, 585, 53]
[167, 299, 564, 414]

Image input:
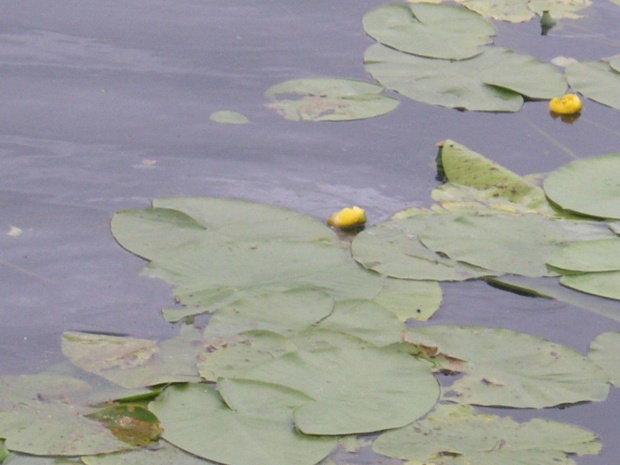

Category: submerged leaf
[364, 44, 566, 112]
[589, 332, 620, 385]
[404, 326, 610, 408]
[543, 153, 620, 220]
[373, 404, 601, 464]
[363, 3, 495, 60]
[149, 384, 337, 465]
[264, 78, 399, 121]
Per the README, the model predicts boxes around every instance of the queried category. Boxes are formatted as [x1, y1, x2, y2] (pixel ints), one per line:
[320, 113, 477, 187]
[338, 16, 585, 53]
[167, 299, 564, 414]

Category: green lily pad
[560, 270, 620, 301]
[85, 404, 162, 447]
[0, 440, 8, 462]
[0, 374, 92, 409]
[547, 238, 620, 272]
[363, 3, 496, 60]
[438, 140, 550, 210]
[209, 110, 250, 124]
[364, 44, 567, 112]
[264, 78, 399, 122]
[589, 332, 620, 385]
[232, 345, 439, 435]
[149, 383, 337, 465]
[565, 61, 620, 110]
[610, 54, 620, 73]
[543, 153, 620, 220]
[373, 404, 601, 464]
[404, 325, 610, 408]
[351, 217, 494, 281]
[82, 441, 218, 465]
[61, 327, 204, 389]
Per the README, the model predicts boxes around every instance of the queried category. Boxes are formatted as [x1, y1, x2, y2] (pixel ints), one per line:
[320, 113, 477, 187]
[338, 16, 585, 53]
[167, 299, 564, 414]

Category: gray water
[0, 1, 619, 463]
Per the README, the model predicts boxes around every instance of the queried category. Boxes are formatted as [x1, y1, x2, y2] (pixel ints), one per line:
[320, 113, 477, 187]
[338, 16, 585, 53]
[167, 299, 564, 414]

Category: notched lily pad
[363, 3, 496, 60]
[404, 325, 610, 408]
[264, 78, 399, 121]
[373, 403, 601, 464]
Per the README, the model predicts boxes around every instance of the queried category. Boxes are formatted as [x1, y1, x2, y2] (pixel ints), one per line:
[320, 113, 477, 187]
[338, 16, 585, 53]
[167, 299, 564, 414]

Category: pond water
[0, 1, 619, 464]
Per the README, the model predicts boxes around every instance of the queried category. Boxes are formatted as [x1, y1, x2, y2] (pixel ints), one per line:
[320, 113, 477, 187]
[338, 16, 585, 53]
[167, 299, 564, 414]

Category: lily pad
[209, 110, 250, 124]
[61, 327, 204, 389]
[610, 54, 620, 73]
[560, 270, 620, 301]
[232, 345, 439, 435]
[589, 332, 620, 385]
[547, 238, 620, 272]
[149, 383, 337, 465]
[404, 325, 610, 408]
[543, 153, 620, 220]
[373, 404, 601, 464]
[565, 61, 620, 110]
[82, 441, 218, 465]
[364, 44, 567, 112]
[264, 78, 399, 122]
[363, 3, 496, 60]
[351, 217, 494, 281]
[437, 140, 550, 210]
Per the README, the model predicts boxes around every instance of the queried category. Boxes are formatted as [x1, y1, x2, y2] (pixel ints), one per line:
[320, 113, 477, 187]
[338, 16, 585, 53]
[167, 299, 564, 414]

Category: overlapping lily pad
[149, 383, 337, 465]
[404, 326, 610, 408]
[112, 198, 442, 320]
[363, 3, 496, 60]
[543, 154, 620, 220]
[264, 78, 399, 122]
[373, 404, 601, 464]
[565, 60, 620, 110]
[364, 44, 567, 112]
[560, 271, 620, 301]
[82, 441, 218, 465]
[589, 332, 620, 385]
[61, 327, 204, 389]
[547, 239, 620, 272]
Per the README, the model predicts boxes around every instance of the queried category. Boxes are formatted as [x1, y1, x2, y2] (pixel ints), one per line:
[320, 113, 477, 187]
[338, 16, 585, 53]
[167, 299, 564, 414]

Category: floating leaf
[82, 441, 217, 465]
[209, 110, 250, 124]
[62, 328, 204, 389]
[86, 405, 162, 447]
[437, 140, 550, 210]
[528, 0, 592, 19]
[351, 217, 494, 281]
[149, 383, 337, 465]
[547, 238, 620, 272]
[363, 3, 495, 60]
[373, 404, 601, 464]
[543, 153, 620, 220]
[374, 277, 442, 321]
[610, 54, 620, 73]
[233, 345, 439, 435]
[0, 440, 8, 462]
[364, 44, 567, 112]
[404, 325, 610, 408]
[264, 78, 399, 122]
[0, 374, 92, 409]
[589, 332, 620, 385]
[113, 198, 442, 320]
[560, 270, 620, 301]
[565, 61, 620, 110]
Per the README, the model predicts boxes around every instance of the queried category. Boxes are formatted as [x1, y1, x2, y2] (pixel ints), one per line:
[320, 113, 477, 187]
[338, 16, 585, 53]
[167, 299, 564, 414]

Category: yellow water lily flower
[327, 206, 367, 229]
[549, 94, 583, 115]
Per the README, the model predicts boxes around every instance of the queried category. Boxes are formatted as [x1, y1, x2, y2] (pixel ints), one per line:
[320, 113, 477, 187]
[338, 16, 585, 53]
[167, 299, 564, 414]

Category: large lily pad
[589, 332, 620, 385]
[373, 404, 601, 464]
[364, 44, 567, 112]
[61, 327, 204, 389]
[363, 3, 495, 60]
[149, 383, 337, 465]
[560, 271, 620, 301]
[547, 238, 620, 272]
[404, 326, 610, 408]
[565, 61, 620, 110]
[264, 78, 399, 122]
[543, 154, 620, 220]
[233, 345, 439, 435]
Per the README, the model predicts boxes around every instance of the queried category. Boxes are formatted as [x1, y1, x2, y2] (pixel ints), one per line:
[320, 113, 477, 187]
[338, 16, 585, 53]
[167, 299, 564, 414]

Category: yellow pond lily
[328, 206, 367, 229]
[549, 94, 583, 115]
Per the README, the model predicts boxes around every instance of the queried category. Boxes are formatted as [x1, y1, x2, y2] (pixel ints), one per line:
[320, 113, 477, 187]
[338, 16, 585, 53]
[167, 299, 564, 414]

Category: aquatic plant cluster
[2, 1, 619, 464]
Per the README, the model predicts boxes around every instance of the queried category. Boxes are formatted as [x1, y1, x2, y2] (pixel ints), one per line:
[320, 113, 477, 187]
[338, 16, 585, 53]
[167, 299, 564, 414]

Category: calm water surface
[0, 1, 619, 463]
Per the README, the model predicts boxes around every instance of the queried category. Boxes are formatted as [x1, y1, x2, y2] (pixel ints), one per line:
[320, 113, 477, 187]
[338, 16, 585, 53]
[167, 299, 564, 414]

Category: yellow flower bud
[549, 94, 583, 115]
[327, 206, 367, 229]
